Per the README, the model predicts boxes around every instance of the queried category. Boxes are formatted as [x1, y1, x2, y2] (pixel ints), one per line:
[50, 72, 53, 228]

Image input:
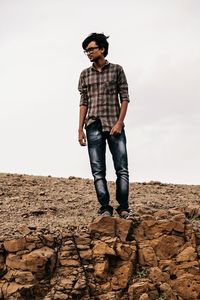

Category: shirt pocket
[105, 80, 117, 95]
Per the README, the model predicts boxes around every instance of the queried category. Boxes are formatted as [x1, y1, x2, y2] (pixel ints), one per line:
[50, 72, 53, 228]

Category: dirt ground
[0, 172, 200, 239]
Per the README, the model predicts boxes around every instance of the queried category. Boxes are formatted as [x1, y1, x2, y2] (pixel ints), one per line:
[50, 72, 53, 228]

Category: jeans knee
[93, 170, 106, 182]
[116, 168, 129, 181]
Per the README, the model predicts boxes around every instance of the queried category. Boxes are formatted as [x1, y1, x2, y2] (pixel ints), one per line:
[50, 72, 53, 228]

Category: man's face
[85, 41, 104, 62]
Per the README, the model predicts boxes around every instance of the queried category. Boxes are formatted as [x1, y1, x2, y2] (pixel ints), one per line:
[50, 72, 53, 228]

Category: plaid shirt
[78, 60, 130, 131]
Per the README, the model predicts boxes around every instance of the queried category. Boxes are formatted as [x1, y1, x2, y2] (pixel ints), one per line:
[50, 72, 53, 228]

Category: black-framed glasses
[84, 47, 99, 55]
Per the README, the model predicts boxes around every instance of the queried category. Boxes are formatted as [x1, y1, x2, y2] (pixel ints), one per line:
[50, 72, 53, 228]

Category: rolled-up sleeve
[78, 72, 88, 106]
[117, 66, 130, 103]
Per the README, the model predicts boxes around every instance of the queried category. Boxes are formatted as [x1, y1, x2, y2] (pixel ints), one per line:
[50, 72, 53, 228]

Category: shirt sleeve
[78, 71, 88, 106]
[117, 66, 130, 103]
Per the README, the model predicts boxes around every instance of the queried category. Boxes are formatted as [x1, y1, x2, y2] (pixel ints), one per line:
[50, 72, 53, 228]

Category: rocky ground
[0, 173, 200, 299]
[0, 173, 199, 239]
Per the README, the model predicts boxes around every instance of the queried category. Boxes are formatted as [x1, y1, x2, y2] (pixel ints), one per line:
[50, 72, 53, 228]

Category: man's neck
[93, 57, 107, 71]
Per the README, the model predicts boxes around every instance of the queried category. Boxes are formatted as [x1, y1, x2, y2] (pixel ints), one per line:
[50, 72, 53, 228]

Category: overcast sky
[0, 0, 199, 184]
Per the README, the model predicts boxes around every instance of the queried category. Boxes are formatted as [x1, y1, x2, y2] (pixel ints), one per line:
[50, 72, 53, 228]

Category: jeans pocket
[86, 119, 102, 144]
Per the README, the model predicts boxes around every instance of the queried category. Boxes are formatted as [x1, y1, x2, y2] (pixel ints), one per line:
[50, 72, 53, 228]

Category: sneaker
[101, 210, 112, 217]
[97, 205, 113, 217]
[116, 208, 134, 220]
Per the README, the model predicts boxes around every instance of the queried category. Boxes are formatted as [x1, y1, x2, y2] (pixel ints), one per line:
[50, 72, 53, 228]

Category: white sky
[0, 0, 199, 184]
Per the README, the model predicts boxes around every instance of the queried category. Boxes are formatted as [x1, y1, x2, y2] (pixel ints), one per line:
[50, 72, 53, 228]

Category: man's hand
[78, 129, 87, 146]
[110, 121, 123, 136]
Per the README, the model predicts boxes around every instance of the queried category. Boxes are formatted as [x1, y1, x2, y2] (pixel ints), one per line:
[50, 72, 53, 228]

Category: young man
[78, 33, 132, 219]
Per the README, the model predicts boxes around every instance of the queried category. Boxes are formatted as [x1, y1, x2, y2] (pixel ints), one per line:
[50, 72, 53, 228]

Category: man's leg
[86, 120, 112, 213]
[107, 128, 129, 211]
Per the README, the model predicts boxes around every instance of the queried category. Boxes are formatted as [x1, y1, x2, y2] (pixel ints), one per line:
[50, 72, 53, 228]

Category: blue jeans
[86, 119, 129, 212]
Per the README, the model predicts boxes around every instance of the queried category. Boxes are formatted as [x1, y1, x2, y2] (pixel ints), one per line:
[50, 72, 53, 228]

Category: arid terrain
[0, 173, 200, 239]
[0, 173, 200, 299]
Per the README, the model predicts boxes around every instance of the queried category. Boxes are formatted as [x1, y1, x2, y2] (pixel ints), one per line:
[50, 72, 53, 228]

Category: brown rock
[74, 277, 86, 290]
[74, 236, 91, 245]
[171, 273, 200, 300]
[115, 218, 133, 242]
[100, 281, 111, 293]
[89, 216, 116, 237]
[89, 217, 133, 242]
[171, 213, 185, 223]
[53, 291, 69, 300]
[93, 241, 116, 257]
[159, 282, 177, 300]
[97, 292, 120, 300]
[6, 246, 55, 275]
[94, 259, 109, 280]
[17, 225, 31, 236]
[138, 242, 158, 267]
[172, 221, 185, 232]
[139, 293, 150, 300]
[148, 267, 170, 283]
[159, 259, 176, 274]
[175, 261, 200, 276]
[60, 259, 80, 267]
[3, 237, 26, 252]
[185, 205, 200, 219]
[128, 281, 152, 300]
[4, 270, 36, 284]
[79, 249, 92, 260]
[154, 209, 168, 219]
[176, 246, 197, 262]
[111, 261, 133, 290]
[2, 281, 33, 298]
[150, 235, 185, 259]
[115, 242, 135, 261]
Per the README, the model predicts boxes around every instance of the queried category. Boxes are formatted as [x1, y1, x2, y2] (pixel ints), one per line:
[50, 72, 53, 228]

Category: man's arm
[78, 105, 88, 146]
[110, 100, 129, 136]
[111, 66, 130, 136]
[78, 71, 88, 146]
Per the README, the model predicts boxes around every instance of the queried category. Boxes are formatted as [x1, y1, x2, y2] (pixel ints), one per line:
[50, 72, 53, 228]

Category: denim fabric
[86, 119, 129, 211]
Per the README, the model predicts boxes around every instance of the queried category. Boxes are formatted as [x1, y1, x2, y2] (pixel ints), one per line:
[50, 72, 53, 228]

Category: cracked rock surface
[0, 173, 200, 299]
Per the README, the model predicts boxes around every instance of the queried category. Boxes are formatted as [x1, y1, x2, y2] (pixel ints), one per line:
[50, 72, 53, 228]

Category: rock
[89, 216, 116, 237]
[96, 291, 120, 300]
[115, 218, 133, 242]
[17, 225, 31, 236]
[93, 241, 116, 257]
[171, 273, 200, 300]
[185, 205, 200, 219]
[159, 282, 177, 300]
[6, 246, 56, 276]
[148, 267, 170, 283]
[138, 242, 158, 267]
[94, 259, 109, 280]
[53, 291, 69, 299]
[60, 259, 80, 267]
[115, 242, 136, 261]
[79, 249, 92, 260]
[4, 270, 36, 284]
[175, 261, 200, 276]
[0, 182, 200, 300]
[128, 280, 155, 300]
[3, 238, 26, 252]
[111, 261, 133, 289]
[176, 246, 197, 262]
[150, 235, 185, 259]
[89, 216, 133, 242]
[74, 236, 91, 245]
[139, 293, 150, 300]
[2, 281, 33, 299]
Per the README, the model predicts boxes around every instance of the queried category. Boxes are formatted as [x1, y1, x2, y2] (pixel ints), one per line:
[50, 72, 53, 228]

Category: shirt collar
[91, 60, 110, 71]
